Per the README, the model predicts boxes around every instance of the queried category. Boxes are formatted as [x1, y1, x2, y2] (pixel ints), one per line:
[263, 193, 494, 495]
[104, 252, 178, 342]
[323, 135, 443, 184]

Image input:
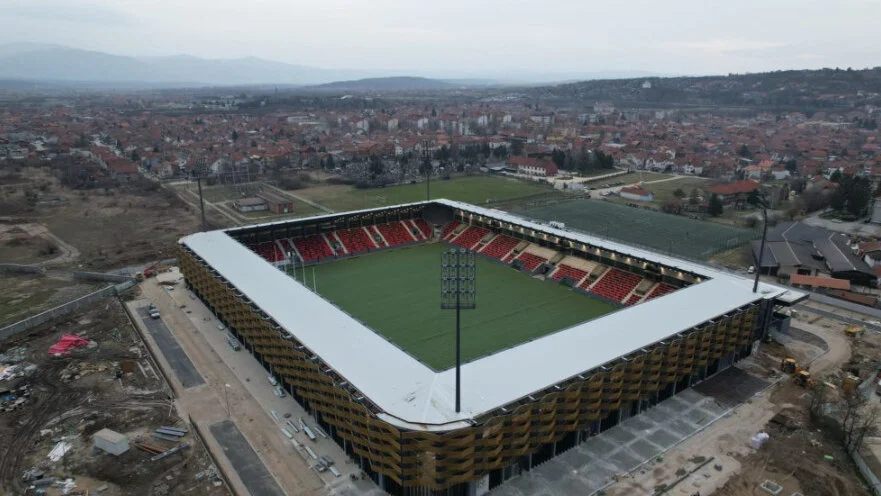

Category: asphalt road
[136, 307, 205, 388]
[210, 420, 286, 496]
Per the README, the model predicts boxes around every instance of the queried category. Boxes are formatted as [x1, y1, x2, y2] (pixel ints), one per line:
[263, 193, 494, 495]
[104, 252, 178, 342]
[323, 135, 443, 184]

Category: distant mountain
[0, 43, 370, 86]
[305, 76, 456, 92]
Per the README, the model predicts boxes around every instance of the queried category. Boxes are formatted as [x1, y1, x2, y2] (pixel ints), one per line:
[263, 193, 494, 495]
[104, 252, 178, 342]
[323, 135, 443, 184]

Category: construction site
[2, 169, 881, 496]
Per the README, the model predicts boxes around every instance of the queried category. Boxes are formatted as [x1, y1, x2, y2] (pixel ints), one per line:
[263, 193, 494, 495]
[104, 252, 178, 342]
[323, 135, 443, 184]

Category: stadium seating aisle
[292, 235, 335, 262]
[278, 238, 298, 260]
[377, 222, 417, 247]
[450, 226, 490, 250]
[551, 264, 589, 285]
[413, 219, 433, 239]
[369, 226, 389, 247]
[624, 293, 643, 306]
[514, 252, 547, 272]
[479, 234, 520, 261]
[589, 268, 643, 303]
[645, 283, 676, 301]
[442, 221, 462, 240]
[255, 241, 284, 262]
[336, 227, 377, 254]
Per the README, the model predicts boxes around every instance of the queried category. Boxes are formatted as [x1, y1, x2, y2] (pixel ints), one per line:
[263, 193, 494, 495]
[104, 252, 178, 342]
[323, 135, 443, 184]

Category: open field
[296, 175, 555, 212]
[0, 274, 104, 327]
[3, 168, 198, 270]
[515, 199, 757, 260]
[640, 176, 709, 202]
[293, 243, 616, 370]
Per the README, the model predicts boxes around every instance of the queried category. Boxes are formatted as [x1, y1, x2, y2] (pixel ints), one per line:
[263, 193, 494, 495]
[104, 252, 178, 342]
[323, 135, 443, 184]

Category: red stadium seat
[551, 264, 589, 284]
[645, 283, 676, 301]
[376, 222, 416, 247]
[480, 235, 520, 261]
[450, 226, 489, 250]
[413, 219, 432, 239]
[336, 227, 377, 254]
[588, 268, 643, 303]
[441, 221, 461, 240]
[513, 252, 547, 272]
[292, 235, 335, 262]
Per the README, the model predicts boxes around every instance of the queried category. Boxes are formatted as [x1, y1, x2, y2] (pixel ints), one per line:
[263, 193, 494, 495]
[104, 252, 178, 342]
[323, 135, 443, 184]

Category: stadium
[177, 199, 804, 496]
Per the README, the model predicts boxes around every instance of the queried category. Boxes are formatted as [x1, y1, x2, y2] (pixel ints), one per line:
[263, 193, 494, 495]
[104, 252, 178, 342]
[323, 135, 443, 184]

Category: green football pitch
[291, 243, 617, 370]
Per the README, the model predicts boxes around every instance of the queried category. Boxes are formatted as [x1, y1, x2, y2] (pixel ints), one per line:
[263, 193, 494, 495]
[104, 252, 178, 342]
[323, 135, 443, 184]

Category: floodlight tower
[441, 248, 476, 413]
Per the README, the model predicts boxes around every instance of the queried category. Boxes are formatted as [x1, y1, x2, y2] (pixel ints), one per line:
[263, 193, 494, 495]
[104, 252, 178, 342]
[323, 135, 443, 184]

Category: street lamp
[441, 248, 476, 413]
[750, 191, 770, 293]
[224, 383, 232, 417]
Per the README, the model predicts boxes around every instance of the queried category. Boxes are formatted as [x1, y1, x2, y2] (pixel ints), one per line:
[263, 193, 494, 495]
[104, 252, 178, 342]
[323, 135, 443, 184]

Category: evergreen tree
[708, 194, 724, 216]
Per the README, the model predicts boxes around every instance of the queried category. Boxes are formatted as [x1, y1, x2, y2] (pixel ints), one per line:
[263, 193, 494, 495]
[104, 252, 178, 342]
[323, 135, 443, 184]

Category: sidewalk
[130, 279, 327, 496]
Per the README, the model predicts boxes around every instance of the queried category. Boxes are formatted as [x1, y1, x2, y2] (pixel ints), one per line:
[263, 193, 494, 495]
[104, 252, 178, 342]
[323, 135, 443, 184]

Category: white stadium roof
[182, 199, 804, 431]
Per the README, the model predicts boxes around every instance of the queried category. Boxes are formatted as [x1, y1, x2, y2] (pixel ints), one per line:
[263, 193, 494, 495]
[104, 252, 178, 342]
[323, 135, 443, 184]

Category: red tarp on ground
[48, 334, 90, 356]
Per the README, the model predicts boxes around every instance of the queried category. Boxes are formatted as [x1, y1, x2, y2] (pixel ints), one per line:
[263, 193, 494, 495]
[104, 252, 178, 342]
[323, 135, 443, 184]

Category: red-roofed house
[707, 180, 760, 208]
[507, 156, 558, 177]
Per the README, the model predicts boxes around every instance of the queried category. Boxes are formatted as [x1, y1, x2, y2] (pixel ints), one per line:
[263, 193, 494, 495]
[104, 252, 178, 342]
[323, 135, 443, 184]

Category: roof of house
[790, 274, 851, 290]
[752, 221, 873, 276]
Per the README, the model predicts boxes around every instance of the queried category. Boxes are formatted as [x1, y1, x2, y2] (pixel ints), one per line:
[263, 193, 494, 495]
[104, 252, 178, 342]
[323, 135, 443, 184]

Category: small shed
[93, 428, 129, 456]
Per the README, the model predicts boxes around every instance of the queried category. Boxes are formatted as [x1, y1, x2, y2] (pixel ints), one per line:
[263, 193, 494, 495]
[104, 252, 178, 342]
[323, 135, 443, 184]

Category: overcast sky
[1, 0, 880, 78]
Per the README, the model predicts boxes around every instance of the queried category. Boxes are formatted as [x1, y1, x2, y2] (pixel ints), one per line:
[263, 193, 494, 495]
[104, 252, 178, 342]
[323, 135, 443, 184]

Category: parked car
[268, 375, 279, 386]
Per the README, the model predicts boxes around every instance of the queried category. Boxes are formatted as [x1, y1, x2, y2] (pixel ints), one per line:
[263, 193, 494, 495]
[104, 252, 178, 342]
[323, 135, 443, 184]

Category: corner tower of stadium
[178, 199, 804, 496]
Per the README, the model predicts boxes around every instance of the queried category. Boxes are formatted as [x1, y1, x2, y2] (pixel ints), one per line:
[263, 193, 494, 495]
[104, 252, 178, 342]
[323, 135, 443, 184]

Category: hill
[524, 67, 881, 109]
[306, 76, 456, 92]
[0, 43, 368, 86]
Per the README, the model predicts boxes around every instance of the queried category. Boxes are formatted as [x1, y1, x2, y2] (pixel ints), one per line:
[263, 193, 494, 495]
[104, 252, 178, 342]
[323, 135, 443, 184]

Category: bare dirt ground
[1, 167, 198, 270]
[0, 296, 227, 496]
[0, 273, 103, 328]
[607, 309, 870, 496]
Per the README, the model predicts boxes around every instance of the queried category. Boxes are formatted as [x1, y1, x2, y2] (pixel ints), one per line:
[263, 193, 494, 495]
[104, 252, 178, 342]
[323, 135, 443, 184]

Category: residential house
[507, 156, 558, 177]
[707, 180, 761, 209]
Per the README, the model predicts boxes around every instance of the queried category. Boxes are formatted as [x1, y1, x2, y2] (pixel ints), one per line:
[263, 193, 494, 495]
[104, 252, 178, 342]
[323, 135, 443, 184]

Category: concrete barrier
[0, 282, 135, 340]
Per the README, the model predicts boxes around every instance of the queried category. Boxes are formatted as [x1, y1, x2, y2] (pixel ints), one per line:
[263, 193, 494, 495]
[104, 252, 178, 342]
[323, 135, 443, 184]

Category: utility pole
[195, 174, 207, 232]
[422, 139, 432, 201]
[752, 191, 769, 293]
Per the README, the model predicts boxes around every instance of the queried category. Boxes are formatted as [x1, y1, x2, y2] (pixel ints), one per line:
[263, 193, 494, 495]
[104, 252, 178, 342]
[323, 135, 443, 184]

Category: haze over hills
[0, 43, 672, 90]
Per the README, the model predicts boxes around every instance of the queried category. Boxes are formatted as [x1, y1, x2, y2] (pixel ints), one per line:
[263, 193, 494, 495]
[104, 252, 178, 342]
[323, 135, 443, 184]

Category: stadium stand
[645, 282, 677, 301]
[551, 264, 589, 285]
[329, 233, 348, 254]
[369, 226, 389, 247]
[589, 268, 643, 303]
[450, 226, 490, 250]
[293, 235, 335, 262]
[513, 252, 548, 272]
[278, 238, 299, 260]
[413, 219, 433, 239]
[336, 227, 378, 254]
[255, 241, 284, 262]
[442, 221, 462, 240]
[377, 222, 417, 247]
[624, 294, 643, 306]
[479, 234, 520, 261]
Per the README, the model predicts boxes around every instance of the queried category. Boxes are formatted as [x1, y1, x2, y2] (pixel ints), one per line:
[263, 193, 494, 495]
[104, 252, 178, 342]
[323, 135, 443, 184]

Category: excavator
[781, 357, 813, 387]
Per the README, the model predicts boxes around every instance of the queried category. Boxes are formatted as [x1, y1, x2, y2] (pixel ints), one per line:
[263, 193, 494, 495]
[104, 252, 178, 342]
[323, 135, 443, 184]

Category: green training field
[292, 243, 616, 370]
[297, 175, 555, 212]
[514, 199, 757, 260]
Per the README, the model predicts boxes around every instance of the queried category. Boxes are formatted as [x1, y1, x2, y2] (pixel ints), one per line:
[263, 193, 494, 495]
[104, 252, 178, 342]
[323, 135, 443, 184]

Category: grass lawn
[292, 243, 616, 370]
[298, 175, 553, 212]
[199, 184, 261, 203]
[641, 177, 709, 202]
[233, 199, 326, 219]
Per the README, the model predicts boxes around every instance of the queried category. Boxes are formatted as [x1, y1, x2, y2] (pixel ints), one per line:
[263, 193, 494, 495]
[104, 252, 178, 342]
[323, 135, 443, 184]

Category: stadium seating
[413, 219, 433, 239]
[645, 283, 676, 301]
[255, 241, 284, 263]
[551, 264, 589, 285]
[624, 294, 643, 306]
[479, 234, 520, 261]
[376, 222, 416, 247]
[514, 252, 548, 272]
[450, 226, 490, 250]
[336, 227, 377, 254]
[589, 268, 643, 303]
[278, 238, 298, 259]
[368, 226, 389, 247]
[442, 221, 462, 240]
[292, 235, 335, 262]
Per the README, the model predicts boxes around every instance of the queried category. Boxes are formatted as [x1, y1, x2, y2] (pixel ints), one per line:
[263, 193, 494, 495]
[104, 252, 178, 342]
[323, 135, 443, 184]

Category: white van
[268, 375, 279, 386]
